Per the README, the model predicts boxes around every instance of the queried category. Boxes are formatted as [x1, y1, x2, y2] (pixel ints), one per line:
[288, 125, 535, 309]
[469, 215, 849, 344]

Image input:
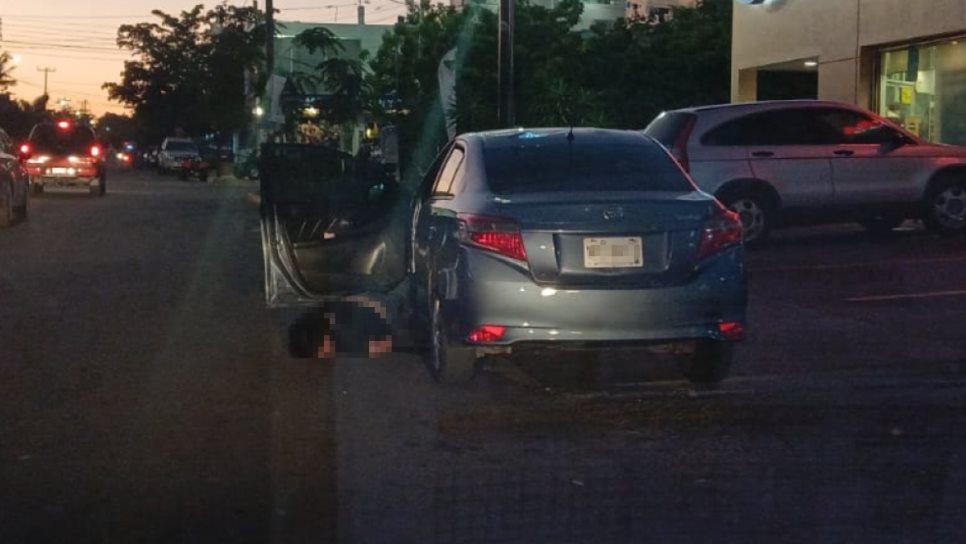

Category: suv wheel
[90, 179, 106, 197]
[924, 179, 966, 235]
[718, 189, 774, 244]
[428, 296, 476, 383]
[0, 186, 13, 227]
[679, 341, 733, 387]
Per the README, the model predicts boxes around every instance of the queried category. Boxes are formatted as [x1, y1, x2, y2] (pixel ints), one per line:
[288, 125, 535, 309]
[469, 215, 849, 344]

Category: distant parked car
[0, 127, 29, 227]
[157, 137, 200, 174]
[645, 100, 966, 242]
[259, 129, 748, 385]
[22, 119, 106, 197]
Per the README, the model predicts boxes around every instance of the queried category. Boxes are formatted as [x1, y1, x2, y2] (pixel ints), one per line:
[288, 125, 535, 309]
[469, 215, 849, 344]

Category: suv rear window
[643, 112, 697, 147]
[165, 141, 198, 152]
[30, 124, 96, 153]
[483, 137, 692, 194]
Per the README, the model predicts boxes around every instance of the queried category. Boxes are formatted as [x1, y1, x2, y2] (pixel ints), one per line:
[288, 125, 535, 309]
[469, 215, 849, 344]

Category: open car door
[259, 143, 410, 307]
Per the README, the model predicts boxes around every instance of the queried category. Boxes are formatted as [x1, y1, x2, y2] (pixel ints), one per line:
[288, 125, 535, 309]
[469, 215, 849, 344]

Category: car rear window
[30, 125, 96, 153]
[483, 137, 692, 194]
[165, 141, 198, 152]
[643, 112, 697, 147]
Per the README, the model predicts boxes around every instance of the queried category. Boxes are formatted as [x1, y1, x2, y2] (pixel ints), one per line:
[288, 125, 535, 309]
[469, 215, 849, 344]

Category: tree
[0, 50, 16, 92]
[103, 4, 267, 144]
[365, 0, 733, 179]
[96, 113, 137, 149]
[0, 93, 50, 140]
[292, 27, 372, 126]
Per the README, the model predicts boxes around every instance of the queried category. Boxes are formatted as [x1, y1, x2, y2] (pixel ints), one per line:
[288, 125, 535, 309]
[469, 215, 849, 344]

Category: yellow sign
[901, 87, 915, 105]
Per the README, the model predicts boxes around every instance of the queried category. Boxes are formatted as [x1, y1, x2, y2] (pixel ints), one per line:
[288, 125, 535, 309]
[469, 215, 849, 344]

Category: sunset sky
[1, 0, 408, 116]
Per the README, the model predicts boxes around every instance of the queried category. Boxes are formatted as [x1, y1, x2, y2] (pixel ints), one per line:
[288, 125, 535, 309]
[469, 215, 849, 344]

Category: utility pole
[265, 0, 274, 77]
[37, 66, 56, 96]
[497, 0, 515, 127]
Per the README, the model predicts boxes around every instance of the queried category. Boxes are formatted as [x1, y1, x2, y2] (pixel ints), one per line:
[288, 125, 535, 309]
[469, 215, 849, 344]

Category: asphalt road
[1, 168, 965, 543]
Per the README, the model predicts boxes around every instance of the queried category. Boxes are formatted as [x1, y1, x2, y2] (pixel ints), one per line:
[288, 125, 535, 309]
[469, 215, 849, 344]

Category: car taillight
[697, 209, 743, 260]
[671, 116, 696, 174]
[19, 143, 31, 155]
[91, 145, 102, 158]
[718, 321, 745, 340]
[467, 325, 506, 343]
[457, 214, 528, 262]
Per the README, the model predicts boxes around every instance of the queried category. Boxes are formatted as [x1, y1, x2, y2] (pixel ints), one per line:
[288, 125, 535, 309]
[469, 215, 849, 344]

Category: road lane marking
[846, 289, 966, 302]
[757, 255, 966, 273]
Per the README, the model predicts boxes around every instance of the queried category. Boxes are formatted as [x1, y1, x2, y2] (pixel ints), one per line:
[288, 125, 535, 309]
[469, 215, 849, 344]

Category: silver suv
[157, 137, 200, 174]
[645, 100, 966, 242]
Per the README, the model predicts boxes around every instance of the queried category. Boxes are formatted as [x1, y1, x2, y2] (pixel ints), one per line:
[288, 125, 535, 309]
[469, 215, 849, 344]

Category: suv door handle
[833, 149, 855, 157]
[751, 151, 774, 158]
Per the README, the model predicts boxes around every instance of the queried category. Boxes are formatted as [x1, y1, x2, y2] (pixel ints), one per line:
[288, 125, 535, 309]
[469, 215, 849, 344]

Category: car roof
[464, 127, 652, 148]
[661, 99, 866, 116]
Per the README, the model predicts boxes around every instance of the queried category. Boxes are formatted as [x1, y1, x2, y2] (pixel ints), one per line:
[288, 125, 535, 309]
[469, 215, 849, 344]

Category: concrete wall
[732, 0, 966, 106]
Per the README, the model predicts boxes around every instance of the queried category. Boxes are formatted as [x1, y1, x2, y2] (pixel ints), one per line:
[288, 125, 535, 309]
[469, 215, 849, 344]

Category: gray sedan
[409, 128, 747, 383]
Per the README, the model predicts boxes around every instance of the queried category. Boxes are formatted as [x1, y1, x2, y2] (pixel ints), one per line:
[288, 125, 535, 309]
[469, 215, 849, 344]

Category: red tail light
[467, 325, 506, 343]
[718, 321, 745, 340]
[57, 120, 72, 130]
[19, 143, 31, 156]
[697, 209, 743, 260]
[90, 145, 102, 158]
[458, 214, 528, 261]
[671, 115, 696, 174]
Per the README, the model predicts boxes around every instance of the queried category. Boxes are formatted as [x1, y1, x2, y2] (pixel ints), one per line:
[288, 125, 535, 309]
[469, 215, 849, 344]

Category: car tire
[14, 192, 27, 221]
[249, 166, 259, 180]
[90, 178, 106, 197]
[858, 216, 903, 235]
[427, 295, 476, 383]
[924, 178, 966, 235]
[0, 186, 13, 227]
[717, 189, 775, 245]
[679, 340, 733, 387]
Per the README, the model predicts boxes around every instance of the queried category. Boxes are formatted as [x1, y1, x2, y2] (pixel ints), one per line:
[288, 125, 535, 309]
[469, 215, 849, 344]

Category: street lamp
[253, 105, 265, 117]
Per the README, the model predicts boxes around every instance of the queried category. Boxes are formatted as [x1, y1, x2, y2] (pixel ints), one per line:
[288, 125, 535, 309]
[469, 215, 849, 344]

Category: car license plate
[583, 237, 643, 268]
[48, 167, 72, 175]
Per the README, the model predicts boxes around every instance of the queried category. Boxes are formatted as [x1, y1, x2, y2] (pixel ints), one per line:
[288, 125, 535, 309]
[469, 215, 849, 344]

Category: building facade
[732, 0, 966, 145]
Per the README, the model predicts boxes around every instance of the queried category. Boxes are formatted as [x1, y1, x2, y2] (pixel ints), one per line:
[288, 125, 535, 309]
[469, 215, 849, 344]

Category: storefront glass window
[879, 38, 966, 145]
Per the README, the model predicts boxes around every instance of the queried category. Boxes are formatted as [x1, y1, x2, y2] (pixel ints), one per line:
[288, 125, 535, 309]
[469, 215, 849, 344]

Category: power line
[0, 39, 123, 53]
[5, 50, 125, 62]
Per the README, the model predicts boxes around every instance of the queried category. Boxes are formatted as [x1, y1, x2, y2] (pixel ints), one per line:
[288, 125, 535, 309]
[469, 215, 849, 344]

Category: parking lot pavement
[2, 171, 964, 542]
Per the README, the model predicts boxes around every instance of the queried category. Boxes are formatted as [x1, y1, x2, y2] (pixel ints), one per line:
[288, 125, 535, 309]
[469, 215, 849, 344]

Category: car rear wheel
[679, 341, 733, 387]
[924, 179, 966, 235]
[428, 296, 476, 383]
[0, 186, 13, 227]
[90, 180, 106, 197]
[718, 190, 774, 245]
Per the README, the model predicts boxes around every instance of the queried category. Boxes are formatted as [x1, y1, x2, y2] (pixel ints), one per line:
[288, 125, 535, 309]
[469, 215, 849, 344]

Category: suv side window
[815, 108, 906, 145]
[703, 109, 841, 146]
[432, 147, 465, 197]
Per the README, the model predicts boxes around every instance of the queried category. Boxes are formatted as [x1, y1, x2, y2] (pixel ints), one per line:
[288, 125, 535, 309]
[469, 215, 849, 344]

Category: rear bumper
[450, 246, 747, 346]
[32, 175, 101, 187]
